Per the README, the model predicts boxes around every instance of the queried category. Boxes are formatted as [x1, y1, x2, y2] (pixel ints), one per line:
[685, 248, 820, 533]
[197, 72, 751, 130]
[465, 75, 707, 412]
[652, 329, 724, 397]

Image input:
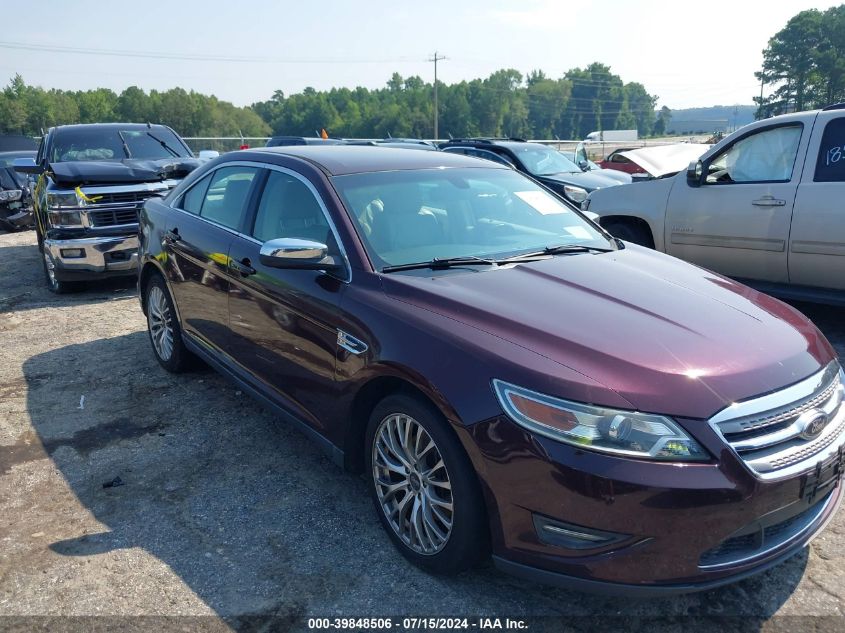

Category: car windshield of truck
[333, 167, 613, 270]
[49, 128, 192, 162]
[511, 144, 581, 176]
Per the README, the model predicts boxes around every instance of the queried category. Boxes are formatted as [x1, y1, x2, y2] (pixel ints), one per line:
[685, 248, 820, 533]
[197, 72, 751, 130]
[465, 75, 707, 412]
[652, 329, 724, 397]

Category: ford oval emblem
[798, 410, 829, 440]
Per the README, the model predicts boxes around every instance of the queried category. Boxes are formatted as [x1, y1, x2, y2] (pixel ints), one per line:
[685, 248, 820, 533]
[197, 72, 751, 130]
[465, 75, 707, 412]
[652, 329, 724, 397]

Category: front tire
[42, 249, 81, 294]
[144, 274, 194, 372]
[365, 393, 488, 574]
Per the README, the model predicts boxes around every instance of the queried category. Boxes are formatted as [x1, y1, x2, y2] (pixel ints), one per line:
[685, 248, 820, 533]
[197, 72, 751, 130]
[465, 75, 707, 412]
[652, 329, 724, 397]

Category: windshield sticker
[514, 190, 567, 215]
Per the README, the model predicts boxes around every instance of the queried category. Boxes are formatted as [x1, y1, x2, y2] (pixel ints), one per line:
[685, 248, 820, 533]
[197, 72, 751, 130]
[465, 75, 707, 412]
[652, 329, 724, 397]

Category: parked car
[597, 148, 649, 177]
[0, 150, 36, 231]
[584, 105, 845, 306]
[440, 138, 623, 205]
[138, 146, 844, 595]
[559, 149, 632, 184]
[14, 123, 200, 293]
[265, 136, 345, 147]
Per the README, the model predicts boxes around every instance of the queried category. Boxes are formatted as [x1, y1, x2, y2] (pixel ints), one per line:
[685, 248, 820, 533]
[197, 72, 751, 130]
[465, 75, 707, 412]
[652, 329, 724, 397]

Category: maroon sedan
[138, 146, 844, 595]
[598, 148, 649, 176]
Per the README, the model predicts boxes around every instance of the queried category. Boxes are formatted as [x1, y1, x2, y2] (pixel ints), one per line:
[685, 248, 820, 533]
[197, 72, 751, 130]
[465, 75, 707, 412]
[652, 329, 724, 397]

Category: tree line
[0, 74, 270, 138]
[756, 4, 845, 117]
[0, 62, 669, 140]
[253, 63, 666, 140]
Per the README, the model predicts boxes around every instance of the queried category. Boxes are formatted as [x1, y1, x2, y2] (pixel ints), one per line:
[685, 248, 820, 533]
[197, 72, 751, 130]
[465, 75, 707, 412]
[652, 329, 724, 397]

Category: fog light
[60, 248, 85, 258]
[533, 514, 630, 550]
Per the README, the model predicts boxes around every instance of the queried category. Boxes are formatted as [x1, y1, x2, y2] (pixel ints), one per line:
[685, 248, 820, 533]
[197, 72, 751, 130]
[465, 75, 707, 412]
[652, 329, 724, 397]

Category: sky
[0, 0, 840, 110]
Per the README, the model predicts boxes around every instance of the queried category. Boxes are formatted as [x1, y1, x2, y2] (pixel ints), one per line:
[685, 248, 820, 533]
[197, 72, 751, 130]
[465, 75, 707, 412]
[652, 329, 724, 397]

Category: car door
[165, 164, 260, 353]
[789, 112, 845, 291]
[664, 120, 809, 283]
[226, 166, 349, 434]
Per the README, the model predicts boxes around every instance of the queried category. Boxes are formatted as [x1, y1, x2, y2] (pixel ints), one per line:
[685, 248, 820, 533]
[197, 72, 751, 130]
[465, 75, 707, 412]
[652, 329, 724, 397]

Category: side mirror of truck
[13, 157, 42, 175]
[198, 150, 220, 162]
[686, 160, 703, 188]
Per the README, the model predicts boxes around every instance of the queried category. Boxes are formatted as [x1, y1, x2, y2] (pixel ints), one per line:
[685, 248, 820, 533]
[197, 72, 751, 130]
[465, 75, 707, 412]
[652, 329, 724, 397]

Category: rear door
[226, 166, 348, 434]
[788, 112, 845, 291]
[664, 119, 809, 283]
[165, 164, 260, 353]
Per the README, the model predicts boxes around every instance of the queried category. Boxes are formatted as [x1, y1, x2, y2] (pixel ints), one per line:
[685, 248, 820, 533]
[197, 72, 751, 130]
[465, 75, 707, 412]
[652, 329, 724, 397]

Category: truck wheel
[42, 250, 81, 294]
[602, 219, 654, 248]
[144, 274, 195, 372]
[365, 393, 489, 574]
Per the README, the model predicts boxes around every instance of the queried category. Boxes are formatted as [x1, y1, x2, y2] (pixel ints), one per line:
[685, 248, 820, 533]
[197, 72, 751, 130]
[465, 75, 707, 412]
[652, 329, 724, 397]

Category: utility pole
[429, 51, 447, 141]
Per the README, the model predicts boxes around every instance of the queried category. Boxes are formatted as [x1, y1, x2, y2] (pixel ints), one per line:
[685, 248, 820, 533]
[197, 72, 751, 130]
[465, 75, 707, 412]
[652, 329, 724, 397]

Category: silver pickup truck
[584, 104, 845, 305]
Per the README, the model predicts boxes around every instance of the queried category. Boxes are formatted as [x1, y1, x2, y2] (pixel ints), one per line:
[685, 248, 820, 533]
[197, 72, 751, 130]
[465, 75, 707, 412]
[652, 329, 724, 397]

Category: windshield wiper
[117, 131, 132, 158]
[382, 255, 497, 273]
[500, 244, 616, 261]
[146, 131, 181, 158]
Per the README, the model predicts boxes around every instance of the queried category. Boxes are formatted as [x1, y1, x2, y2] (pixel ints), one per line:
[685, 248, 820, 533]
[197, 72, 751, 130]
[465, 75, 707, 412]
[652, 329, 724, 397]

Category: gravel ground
[0, 229, 843, 632]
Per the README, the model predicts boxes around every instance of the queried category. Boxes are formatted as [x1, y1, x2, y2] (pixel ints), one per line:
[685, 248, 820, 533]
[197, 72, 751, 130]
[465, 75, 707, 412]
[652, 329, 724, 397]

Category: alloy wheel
[147, 285, 174, 361]
[372, 413, 454, 555]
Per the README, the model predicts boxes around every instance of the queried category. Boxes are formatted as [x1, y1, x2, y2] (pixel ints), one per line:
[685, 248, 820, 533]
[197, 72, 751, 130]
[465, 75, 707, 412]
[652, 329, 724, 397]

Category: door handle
[230, 257, 256, 277]
[752, 196, 786, 207]
[164, 228, 181, 243]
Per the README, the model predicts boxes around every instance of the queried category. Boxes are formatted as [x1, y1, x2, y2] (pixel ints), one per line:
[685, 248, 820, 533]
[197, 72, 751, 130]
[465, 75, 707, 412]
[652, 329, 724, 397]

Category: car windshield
[49, 128, 191, 162]
[511, 144, 581, 176]
[332, 167, 612, 270]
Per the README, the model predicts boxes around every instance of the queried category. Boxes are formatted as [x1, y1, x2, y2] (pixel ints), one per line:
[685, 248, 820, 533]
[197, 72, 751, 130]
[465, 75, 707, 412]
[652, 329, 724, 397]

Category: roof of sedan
[244, 145, 508, 176]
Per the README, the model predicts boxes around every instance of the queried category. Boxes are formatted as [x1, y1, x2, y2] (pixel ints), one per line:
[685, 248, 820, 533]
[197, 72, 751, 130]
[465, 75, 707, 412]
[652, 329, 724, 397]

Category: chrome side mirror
[259, 238, 344, 273]
[198, 150, 220, 161]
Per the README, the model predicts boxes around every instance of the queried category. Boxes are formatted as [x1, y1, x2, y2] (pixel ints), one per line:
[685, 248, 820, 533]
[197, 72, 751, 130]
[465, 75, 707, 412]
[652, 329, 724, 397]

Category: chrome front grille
[87, 206, 140, 227]
[79, 183, 174, 228]
[710, 362, 845, 479]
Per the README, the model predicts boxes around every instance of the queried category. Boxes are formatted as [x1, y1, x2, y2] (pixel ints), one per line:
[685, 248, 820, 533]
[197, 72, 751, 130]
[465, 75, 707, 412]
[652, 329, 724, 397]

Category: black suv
[440, 138, 622, 206]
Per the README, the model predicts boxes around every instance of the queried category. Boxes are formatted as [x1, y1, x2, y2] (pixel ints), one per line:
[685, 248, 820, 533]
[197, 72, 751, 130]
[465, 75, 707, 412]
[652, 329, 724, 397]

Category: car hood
[48, 157, 201, 186]
[536, 170, 622, 192]
[381, 245, 835, 419]
[618, 144, 710, 178]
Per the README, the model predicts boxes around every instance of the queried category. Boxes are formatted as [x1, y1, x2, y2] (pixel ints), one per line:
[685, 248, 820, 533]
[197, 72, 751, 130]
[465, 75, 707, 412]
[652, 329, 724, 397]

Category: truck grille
[710, 362, 845, 478]
[81, 187, 170, 227]
[87, 207, 140, 227]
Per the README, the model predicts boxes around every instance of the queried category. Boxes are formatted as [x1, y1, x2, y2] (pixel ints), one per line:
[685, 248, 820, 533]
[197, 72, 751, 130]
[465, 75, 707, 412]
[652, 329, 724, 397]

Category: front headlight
[46, 191, 83, 209]
[47, 208, 84, 228]
[562, 185, 588, 204]
[493, 380, 708, 461]
[0, 189, 22, 202]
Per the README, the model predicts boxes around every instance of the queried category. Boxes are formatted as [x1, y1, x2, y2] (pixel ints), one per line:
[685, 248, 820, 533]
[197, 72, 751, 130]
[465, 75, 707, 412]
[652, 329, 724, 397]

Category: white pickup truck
[584, 105, 845, 305]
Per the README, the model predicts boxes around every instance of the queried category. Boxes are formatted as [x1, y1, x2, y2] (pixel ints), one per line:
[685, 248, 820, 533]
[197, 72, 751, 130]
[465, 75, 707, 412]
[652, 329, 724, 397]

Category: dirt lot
[1, 229, 844, 632]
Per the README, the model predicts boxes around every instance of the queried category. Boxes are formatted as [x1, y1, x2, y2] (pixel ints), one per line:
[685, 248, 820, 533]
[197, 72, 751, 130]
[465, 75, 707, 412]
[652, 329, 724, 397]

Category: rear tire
[365, 393, 488, 574]
[144, 274, 194, 373]
[602, 219, 654, 248]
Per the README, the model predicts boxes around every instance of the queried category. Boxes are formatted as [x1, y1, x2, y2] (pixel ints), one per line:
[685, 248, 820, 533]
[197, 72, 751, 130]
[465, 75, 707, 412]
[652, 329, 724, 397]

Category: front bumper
[468, 409, 845, 594]
[0, 203, 33, 229]
[44, 234, 139, 281]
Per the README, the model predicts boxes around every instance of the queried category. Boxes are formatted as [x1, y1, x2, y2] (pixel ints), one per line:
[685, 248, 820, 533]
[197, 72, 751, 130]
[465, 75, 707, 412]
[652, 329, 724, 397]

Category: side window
[251, 171, 333, 247]
[179, 173, 212, 215]
[199, 166, 259, 230]
[706, 124, 802, 184]
[814, 118, 845, 182]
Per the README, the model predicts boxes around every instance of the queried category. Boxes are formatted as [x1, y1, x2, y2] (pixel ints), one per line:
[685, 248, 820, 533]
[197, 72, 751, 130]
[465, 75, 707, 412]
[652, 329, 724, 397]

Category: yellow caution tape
[75, 186, 103, 203]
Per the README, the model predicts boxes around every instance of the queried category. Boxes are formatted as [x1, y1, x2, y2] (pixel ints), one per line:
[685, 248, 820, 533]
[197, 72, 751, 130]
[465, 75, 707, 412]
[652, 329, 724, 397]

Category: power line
[0, 41, 417, 65]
